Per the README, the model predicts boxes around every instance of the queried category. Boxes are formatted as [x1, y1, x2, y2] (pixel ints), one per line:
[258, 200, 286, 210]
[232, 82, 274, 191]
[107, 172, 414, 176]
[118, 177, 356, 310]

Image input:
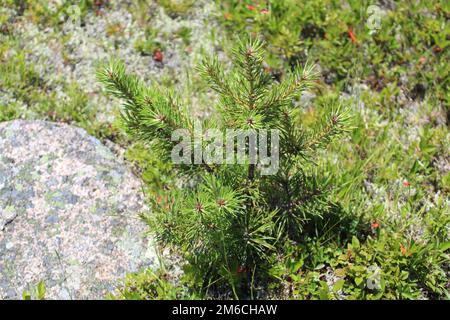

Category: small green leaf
[355, 277, 364, 286]
[22, 291, 31, 300]
[352, 236, 360, 250]
[319, 281, 330, 300]
[36, 281, 46, 300]
[439, 242, 450, 252]
[334, 268, 347, 277]
[351, 265, 365, 273]
[293, 259, 304, 272]
[314, 263, 325, 270]
[333, 279, 345, 292]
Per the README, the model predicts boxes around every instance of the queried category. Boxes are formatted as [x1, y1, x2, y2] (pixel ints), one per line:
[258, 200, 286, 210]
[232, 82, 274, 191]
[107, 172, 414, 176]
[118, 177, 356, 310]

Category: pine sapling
[98, 36, 352, 297]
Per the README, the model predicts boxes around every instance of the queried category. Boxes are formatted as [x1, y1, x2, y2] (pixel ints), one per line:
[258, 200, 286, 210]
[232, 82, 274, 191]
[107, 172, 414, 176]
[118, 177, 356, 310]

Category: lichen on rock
[0, 120, 156, 299]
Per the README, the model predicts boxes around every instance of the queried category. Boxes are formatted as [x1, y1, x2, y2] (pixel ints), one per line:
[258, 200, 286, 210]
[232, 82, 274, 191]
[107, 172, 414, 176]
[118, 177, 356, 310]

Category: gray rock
[0, 120, 157, 299]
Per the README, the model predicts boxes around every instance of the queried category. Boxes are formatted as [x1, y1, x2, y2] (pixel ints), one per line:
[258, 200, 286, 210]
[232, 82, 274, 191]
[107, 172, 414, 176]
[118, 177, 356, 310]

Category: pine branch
[263, 61, 319, 110]
[197, 57, 247, 108]
[233, 37, 270, 110]
[97, 60, 146, 134]
[304, 104, 353, 151]
[98, 61, 216, 176]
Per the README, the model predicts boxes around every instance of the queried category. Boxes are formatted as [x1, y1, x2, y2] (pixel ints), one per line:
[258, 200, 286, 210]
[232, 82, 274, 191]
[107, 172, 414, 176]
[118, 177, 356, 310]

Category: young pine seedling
[98, 36, 352, 297]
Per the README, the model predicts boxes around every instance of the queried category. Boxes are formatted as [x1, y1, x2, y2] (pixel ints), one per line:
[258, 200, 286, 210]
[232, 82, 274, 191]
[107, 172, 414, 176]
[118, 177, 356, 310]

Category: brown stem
[248, 163, 255, 181]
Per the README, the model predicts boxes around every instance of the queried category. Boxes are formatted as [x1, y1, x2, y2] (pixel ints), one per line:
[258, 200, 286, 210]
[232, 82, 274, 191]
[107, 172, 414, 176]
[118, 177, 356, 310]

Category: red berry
[153, 49, 163, 62]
